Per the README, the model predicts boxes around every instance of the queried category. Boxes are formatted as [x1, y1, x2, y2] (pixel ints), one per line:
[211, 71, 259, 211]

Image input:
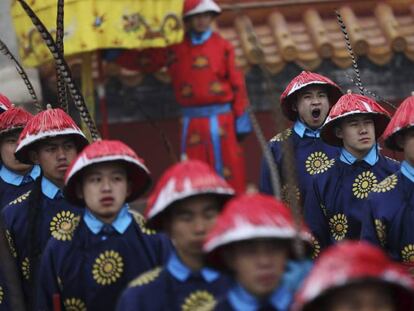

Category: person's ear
[335, 126, 343, 139]
[75, 183, 84, 200]
[29, 150, 39, 165]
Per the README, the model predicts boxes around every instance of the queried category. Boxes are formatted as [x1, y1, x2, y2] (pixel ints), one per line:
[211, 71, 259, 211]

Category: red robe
[168, 32, 248, 192]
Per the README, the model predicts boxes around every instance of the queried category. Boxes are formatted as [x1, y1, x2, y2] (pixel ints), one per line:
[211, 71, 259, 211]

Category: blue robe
[0, 165, 40, 209]
[1, 177, 82, 307]
[260, 122, 339, 204]
[304, 146, 399, 254]
[0, 269, 10, 311]
[116, 252, 230, 311]
[36, 207, 172, 311]
[361, 162, 414, 265]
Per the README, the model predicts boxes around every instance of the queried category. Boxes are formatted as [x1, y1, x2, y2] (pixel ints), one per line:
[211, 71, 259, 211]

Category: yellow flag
[11, 0, 184, 67]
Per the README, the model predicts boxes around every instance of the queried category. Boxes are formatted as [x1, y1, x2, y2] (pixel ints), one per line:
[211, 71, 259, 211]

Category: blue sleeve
[259, 157, 274, 195]
[116, 287, 151, 311]
[303, 179, 331, 250]
[360, 198, 382, 247]
[235, 111, 252, 136]
[35, 240, 61, 311]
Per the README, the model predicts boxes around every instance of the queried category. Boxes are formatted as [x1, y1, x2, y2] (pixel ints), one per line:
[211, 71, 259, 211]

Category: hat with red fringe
[203, 193, 311, 269]
[64, 139, 151, 205]
[320, 92, 391, 146]
[15, 107, 88, 164]
[383, 94, 414, 151]
[291, 241, 414, 311]
[280, 71, 342, 121]
[183, 0, 221, 18]
[145, 159, 235, 230]
[0, 93, 13, 113]
[0, 107, 33, 137]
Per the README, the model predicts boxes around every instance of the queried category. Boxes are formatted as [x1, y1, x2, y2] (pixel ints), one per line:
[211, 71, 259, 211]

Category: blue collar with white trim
[401, 160, 414, 183]
[190, 28, 213, 45]
[0, 164, 40, 186]
[41, 177, 62, 199]
[339, 144, 379, 166]
[84, 204, 132, 235]
[293, 120, 321, 138]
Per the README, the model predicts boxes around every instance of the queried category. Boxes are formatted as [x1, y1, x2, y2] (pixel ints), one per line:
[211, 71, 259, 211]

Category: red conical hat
[15, 107, 88, 164]
[204, 193, 311, 269]
[0, 107, 33, 137]
[280, 71, 342, 121]
[321, 93, 391, 146]
[145, 159, 235, 230]
[183, 0, 221, 18]
[292, 241, 414, 311]
[64, 139, 151, 205]
[383, 94, 414, 151]
[0, 93, 13, 113]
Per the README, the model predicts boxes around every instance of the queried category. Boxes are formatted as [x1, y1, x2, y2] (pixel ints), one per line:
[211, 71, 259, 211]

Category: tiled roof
[215, 1, 414, 73]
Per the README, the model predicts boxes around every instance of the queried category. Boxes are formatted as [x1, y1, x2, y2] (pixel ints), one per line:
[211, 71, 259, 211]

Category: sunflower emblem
[209, 81, 224, 95]
[63, 298, 87, 311]
[182, 290, 215, 311]
[92, 250, 124, 286]
[5, 230, 17, 258]
[181, 84, 193, 98]
[130, 210, 157, 235]
[192, 56, 209, 68]
[22, 257, 30, 280]
[311, 236, 321, 259]
[305, 151, 335, 175]
[401, 244, 414, 263]
[352, 171, 378, 199]
[129, 267, 162, 287]
[0, 286, 3, 304]
[329, 213, 348, 241]
[374, 219, 387, 247]
[281, 184, 301, 206]
[9, 190, 31, 205]
[270, 128, 292, 142]
[372, 174, 398, 193]
[50, 211, 80, 241]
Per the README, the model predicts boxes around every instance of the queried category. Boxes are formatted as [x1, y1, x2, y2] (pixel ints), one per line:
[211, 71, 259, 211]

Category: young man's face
[294, 85, 330, 130]
[166, 195, 221, 264]
[226, 239, 289, 299]
[187, 12, 214, 33]
[335, 115, 376, 159]
[324, 283, 395, 311]
[397, 128, 414, 166]
[30, 136, 78, 187]
[78, 162, 130, 224]
[1, 131, 32, 175]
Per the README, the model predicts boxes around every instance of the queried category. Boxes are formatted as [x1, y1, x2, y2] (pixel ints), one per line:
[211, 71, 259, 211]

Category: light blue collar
[228, 283, 291, 311]
[167, 251, 219, 283]
[0, 164, 40, 186]
[84, 204, 132, 235]
[339, 144, 378, 166]
[293, 120, 320, 138]
[190, 28, 212, 45]
[41, 177, 62, 199]
[401, 161, 414, 183]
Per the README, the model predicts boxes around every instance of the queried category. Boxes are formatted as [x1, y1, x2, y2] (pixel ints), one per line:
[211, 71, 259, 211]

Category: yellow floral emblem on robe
[130, 210, 157, 235]
[64, 298, 87, 311]
[22, 257, 30, 280]
[281, 184, 301, 206]
[50, 211, 80, 241]
[329, 213, 348, 241]
[182, 290, 215, 311]
[270, 128, 292, 142]
[92, 250, 124, 286]
[9, 190, 31, 205]
[305, 151, 335, 175]
[0, 286, 3, 304]
[352, 171, 378, 199]
[129, 267, 162, 287]
[372, 174, 398, 193]
[192, 56, 209, 68]
[5, 230, 17, 258]
[311, 236, 321, 259]
[401, 244, 414, 264]
[375, 219, 387, 247]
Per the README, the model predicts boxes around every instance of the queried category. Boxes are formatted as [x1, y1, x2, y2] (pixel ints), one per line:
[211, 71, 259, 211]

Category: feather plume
[56, 0, 68, 112]
[17, 0, 101, 140]
[0, 38, 42, 112]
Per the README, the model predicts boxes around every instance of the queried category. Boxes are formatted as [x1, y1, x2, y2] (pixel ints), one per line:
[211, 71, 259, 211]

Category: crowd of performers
[0, 0, 414, 310]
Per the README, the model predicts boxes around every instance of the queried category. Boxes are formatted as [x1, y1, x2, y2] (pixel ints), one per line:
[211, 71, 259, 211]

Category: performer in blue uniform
[116, 160, 235, 311]
[260, 71, 342, 204]
[361, 94, 414, 272]
[203, 194, 312, 311]
[0, 107, 40, 208]
[304, 92, 399, 252]
[1, 107, 88, 307]
[36, 139, 172, 311]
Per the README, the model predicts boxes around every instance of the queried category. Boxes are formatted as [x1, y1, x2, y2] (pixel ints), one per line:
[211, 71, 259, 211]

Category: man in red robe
[168, 0, 251, 193]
